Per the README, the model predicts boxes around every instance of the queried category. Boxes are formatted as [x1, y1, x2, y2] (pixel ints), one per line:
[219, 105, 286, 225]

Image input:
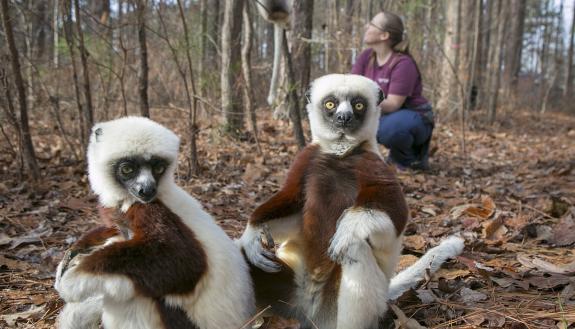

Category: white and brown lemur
[238, 74, 464, 329]
[55, 117, 255, 329]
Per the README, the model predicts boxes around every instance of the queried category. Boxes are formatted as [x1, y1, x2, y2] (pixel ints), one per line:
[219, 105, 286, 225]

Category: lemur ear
[378, 89, 385, 105]
[305, 87, 312, 104]
[93, 126, 103, 142]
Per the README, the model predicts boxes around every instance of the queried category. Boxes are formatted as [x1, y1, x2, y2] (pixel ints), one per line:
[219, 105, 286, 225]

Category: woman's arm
[380, 94, 407, 114]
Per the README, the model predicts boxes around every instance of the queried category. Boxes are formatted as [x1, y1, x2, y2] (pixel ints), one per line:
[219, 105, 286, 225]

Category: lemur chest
[301, 154, 361, 255]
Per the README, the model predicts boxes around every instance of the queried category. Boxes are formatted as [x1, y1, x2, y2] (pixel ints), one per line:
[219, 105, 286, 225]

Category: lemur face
[113, 156, 170, 203]
[87, 117, 180, 209]
[320, 94, 370, 133]
[307, 74, 385, 146]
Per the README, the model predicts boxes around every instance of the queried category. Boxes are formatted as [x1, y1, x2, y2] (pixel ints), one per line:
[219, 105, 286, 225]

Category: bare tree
[241, 2, 262, 153]
[1, 0, 40, 180]
[73, 0, 94, 142]
[136, 0, 150, 118]
[221, 0, 245, 136]
[436, 0, 461, 116]
[565, 2, 575, 97]
[291, 0, 314, 109]
[283, 30, 306, 149]
[486, 0, 507, 124]
[504, 0, 527, 99]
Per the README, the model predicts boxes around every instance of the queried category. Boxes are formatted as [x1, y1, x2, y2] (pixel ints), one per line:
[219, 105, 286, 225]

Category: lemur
[238, 74, 464, 329]
[54, 117, 255, 329]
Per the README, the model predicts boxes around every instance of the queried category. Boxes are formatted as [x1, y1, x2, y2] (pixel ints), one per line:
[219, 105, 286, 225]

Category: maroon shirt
[352, 48, 428, 108]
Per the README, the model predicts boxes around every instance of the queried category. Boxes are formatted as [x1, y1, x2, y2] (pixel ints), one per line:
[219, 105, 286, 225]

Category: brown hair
[380, 11, 410, 56]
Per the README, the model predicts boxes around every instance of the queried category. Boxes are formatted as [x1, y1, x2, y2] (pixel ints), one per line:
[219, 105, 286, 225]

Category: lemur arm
[328, 153, 408, 273]
[239, 145, 317, 272]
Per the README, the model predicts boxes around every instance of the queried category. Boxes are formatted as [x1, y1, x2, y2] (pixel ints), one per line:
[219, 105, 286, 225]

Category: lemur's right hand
[238, 225, 282, 273]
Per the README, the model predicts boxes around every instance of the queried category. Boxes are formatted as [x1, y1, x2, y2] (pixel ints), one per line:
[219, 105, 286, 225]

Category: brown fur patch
[72, 226, 121, 252]
[78, 201, 207, 299]
[251, 145, 319, 225]
[155, 299, 199, 329]
[354, 152, 409, 234]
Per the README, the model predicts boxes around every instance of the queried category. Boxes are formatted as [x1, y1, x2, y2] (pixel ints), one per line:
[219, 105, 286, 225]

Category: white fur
[57, 297, 103, 329]
[307, 74, 382, 156]
[57, 117, 255, 329]
[87, 116, 180, 210]
[388, 235, 464, 300]
[327, 208, 402, 329]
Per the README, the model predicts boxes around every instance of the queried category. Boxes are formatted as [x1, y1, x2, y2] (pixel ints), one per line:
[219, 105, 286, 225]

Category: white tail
[388, 236, 464, 300]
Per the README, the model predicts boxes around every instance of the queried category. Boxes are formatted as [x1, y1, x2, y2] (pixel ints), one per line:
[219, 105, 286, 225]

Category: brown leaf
[465, 314, 485, 326]
[550, 212, 575, 246]
[403, 235, 427, 251]
[433, 268, 470, 280]
[450, 195, 496, 220]
[390, 304, 427, 329]
[482, 216, 508, 241]
[528, 274, 572, 290]
[0, 305, 45, 326]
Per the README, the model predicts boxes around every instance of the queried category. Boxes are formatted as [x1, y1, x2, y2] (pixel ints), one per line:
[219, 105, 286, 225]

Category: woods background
[1, 1, 575, 328]
[1, 0, 574, 180]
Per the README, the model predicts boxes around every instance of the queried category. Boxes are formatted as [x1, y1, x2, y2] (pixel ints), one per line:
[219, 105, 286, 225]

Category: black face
[321, 94, 369, 133]
[113, 156, 169, 203]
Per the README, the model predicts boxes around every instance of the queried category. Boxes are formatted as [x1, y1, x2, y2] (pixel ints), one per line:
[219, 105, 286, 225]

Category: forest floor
[0, 109, 574, 329]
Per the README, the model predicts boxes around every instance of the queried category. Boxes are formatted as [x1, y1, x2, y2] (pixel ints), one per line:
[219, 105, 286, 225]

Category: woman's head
[364, 11, 409, 54]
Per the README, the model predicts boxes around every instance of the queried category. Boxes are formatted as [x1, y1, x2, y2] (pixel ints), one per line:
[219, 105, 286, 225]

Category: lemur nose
[336, 112, 352, 124]
[138, 186, 157, 199]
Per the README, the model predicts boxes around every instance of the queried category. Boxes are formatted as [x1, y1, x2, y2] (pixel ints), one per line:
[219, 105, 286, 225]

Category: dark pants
[376, 108, 434, 168]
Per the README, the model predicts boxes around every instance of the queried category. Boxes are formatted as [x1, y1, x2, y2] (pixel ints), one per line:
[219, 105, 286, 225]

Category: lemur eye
[120, 163, 135, 176]
[354, 102, 365, 111]
[324, 101, 336, 110]
[153, 164, 166, 175]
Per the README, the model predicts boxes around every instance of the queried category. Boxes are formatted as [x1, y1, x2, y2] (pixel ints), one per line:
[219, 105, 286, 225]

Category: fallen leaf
[460, 287, 488, 304]
[8, 224, 53, 249]
[403, 235, 427, 251]
[390, 304, 427, 329]
[0, 304, 45, 326]
[0, 232, 11, 245]
[530, 258, 575, 275]
[450, 195, 496, 220]
[465, 313, 485, 326]
[433, 268, 470, 280]
[528, 274, 572, 290]
[485, 313, 506, 327]
[550, 212, 575, 246]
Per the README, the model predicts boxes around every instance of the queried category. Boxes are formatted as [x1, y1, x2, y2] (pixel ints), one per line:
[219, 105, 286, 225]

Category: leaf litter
[1, 110, 574, 328]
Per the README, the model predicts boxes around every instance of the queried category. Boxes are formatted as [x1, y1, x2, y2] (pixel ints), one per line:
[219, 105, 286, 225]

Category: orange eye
[324, 101, 336, 110]
[354, 102, 365, 111]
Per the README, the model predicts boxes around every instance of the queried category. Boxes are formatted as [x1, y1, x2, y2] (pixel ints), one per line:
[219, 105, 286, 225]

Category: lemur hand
[238, 225, 282, 273]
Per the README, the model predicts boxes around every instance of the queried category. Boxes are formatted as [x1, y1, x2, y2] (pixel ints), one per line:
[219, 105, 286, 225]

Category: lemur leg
[57, 296, 103, 329]
[329, 209, 402, 329]
[56, 262, 135, 303]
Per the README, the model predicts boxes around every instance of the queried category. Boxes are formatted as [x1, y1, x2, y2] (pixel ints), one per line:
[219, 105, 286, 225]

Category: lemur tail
[388, 235, 464, 301]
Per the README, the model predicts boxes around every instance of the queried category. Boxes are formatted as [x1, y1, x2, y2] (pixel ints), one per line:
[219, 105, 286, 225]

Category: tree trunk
[63, 0, 85, 144]
[283, 30, 306, 149]
[241, 2, 261, 153]
[176, 0, 200, 175]
[503, 0, 527, 100]
[136, 0, 150, 118]
[221, 0, 245, 136]
[564, 2, 575, 97]
[199, 0, 220, 100]
[0, 0, 40, 180]
[73, 0, 94, 142]
[53, 0, 59, 68]
[436, 0, 461, 116]
[487, 0, 507, 124]
[291, 0, 314, 110]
